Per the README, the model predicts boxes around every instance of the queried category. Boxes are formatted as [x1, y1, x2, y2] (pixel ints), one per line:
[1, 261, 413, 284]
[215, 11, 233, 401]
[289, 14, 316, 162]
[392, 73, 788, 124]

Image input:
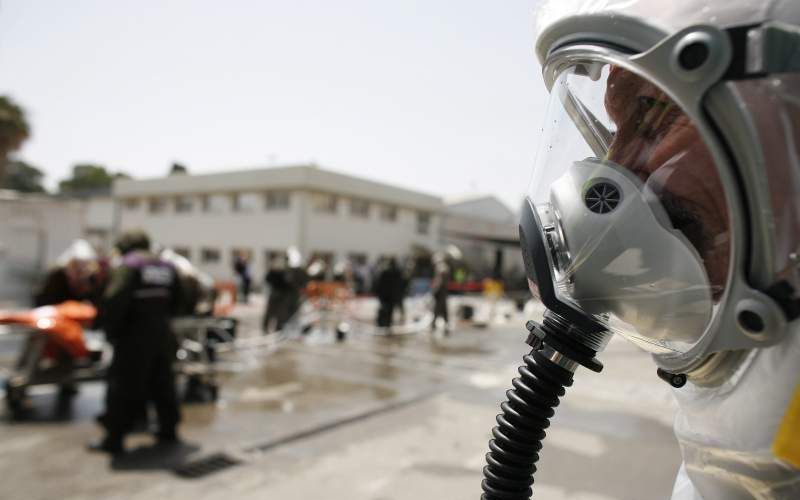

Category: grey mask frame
[538, 24, 789, 374]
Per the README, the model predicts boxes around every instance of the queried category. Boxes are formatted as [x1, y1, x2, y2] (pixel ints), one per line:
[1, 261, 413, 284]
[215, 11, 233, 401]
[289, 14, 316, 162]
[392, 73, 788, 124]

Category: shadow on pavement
[3, 384, 105, 424]
[110, 441, 201, 472]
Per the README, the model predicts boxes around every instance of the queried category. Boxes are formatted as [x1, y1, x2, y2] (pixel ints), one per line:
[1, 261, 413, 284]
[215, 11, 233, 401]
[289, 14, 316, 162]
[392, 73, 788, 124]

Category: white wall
[84, 196, 114, 230]
[0, 194, 85, 305]
[83, 196, 115, 251]
[119, 192, 301, 281]
[302, 193, 440, 265]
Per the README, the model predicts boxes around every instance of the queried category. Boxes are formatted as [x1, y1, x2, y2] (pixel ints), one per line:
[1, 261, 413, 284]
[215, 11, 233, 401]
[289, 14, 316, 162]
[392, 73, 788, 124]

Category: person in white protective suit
[480, 2, 800, 499]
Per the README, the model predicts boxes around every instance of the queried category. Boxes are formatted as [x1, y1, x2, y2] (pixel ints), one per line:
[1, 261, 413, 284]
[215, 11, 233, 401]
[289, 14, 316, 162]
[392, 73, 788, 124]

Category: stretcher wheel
[183, 376, 218, 403]
[208, 384, 219, 401]
[4, 382, 26, 419]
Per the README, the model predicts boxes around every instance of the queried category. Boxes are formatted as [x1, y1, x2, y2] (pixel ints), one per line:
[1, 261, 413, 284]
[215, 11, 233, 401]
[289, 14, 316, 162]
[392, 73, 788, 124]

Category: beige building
[0, 170, 525, 305]
[443, 195, 524, 283]
[113, 165, 444, 280]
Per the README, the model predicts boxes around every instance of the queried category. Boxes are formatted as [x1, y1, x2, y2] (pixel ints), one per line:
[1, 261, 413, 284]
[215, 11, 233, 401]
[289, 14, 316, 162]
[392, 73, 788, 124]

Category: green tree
[58, 163, 130, 196]
[0, 96, 31, 183]
[2, 160, 45, 193]
[169, 162, 188, 175]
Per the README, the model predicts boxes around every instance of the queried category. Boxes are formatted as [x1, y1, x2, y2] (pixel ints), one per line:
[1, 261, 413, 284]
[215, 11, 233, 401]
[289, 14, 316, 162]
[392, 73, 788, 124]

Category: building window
[349, 198, 370, 218]
[148, 197, 168, 214]
[233, 192, 261, 213]
[173, 247, 191, 259]
[348, 253, 367, 266]
[201, 194, 229, 213]
[417, 212, 431, 235]
[379, 204, 397, 222]
[264, 191, 290, 210]
[264, 249, 284, 269]
[175, 195, 193, 213]
[200, 247, 221, 264]
[312, 193, 338, 214]
[123, 198, 140, 211]
[377, 254, 398, 266]
[231, 248, 253, 267]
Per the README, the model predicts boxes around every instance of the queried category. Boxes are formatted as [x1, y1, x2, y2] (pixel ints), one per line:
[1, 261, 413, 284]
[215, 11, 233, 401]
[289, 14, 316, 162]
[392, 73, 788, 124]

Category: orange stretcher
[0, 301, 95, 360]
[304, 281, 352, 303]
[1, 297, 238, 418]
[1, 301, 106, 418]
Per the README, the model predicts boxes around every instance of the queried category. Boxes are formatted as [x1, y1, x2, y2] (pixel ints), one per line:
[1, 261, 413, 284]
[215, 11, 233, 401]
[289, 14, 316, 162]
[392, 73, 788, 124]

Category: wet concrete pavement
[0, 298, 681, 499]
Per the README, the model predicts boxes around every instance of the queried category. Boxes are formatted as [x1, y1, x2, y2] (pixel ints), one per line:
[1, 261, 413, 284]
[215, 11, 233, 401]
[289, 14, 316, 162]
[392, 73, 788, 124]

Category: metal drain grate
[174, 452, 241, 479]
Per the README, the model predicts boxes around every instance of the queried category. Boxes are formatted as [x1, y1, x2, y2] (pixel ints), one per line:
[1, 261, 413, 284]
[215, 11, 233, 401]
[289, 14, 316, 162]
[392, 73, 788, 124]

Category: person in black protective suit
[232, 252, 251, 304]
[286, 257, 308, 325]
[263, 255, 293, 333]
[263, 249, 308, 334]
[430, 259, 450, 335]
[89, 230, 183, 454]
[374, 257, 404, 331]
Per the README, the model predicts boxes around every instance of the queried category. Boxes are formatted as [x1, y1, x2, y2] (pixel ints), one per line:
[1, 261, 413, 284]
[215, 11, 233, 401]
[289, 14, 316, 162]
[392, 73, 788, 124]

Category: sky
[0, 0, 549, 208]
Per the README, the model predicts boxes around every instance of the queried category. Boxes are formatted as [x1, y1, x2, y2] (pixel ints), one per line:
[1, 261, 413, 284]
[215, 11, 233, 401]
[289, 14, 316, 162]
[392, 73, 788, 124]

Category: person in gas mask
[89, 230, 183, 454]
[480, 2, 800, 499]
[33, 240, 107, 397]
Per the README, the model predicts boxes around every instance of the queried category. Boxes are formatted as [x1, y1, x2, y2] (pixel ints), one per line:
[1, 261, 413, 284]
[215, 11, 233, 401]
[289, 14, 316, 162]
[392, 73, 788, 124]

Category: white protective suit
[670, 328, 800, 499]
[529, 1, 800, 498]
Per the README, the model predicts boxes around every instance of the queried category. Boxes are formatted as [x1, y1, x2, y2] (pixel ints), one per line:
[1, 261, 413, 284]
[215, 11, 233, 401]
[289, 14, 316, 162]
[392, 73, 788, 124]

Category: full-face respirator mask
[525, 158, 712, 349]
[480, 11, 800, 500]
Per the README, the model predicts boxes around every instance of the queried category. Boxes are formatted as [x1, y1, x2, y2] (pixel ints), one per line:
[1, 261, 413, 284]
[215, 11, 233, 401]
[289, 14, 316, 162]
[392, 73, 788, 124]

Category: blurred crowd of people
[248, 248, 458, 335]
[21, 237, 510, 454]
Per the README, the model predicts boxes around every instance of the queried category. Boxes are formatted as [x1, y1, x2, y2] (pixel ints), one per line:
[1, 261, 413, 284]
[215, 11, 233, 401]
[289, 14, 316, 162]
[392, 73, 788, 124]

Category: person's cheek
[605, 93, 624, 125]
[649, 125, 728, 221]
[608, 133, 653, 178]
[606, 93, 638, 130]
[646, 127, 731, 292]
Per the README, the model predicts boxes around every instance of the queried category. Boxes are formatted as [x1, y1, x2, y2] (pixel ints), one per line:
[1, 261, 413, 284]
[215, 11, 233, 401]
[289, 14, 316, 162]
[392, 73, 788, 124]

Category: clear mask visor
[527, 61, 732, 355]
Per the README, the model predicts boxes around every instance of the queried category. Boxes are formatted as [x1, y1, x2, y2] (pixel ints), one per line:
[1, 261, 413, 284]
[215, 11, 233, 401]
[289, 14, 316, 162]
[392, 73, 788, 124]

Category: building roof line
[114, 164, 444, 211]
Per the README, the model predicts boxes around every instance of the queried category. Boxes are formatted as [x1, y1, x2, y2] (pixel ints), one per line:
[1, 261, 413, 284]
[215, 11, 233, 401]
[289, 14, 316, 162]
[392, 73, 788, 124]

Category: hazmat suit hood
[525, 1, 800, 498]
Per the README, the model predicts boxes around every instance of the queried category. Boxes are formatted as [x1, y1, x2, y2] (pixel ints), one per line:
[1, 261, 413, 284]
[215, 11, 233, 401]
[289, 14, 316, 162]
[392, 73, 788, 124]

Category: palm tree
[0, 96, 31, 184]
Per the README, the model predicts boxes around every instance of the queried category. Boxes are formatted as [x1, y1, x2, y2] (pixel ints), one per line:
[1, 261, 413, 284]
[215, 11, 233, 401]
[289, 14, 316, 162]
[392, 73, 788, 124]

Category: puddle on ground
[223, 351, 397, 412]
[427, 338, 493, 357]
[409, 461, 477, 477]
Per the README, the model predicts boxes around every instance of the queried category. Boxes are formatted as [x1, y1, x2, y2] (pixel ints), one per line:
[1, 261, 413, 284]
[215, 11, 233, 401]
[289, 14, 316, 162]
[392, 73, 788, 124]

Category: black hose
[480, 311, 606, 499]
[480, 347, 574, 499]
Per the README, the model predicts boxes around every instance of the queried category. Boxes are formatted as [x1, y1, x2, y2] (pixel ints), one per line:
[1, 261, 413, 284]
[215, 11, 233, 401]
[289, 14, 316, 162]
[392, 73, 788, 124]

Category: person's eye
[638, 95, 659, 110]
